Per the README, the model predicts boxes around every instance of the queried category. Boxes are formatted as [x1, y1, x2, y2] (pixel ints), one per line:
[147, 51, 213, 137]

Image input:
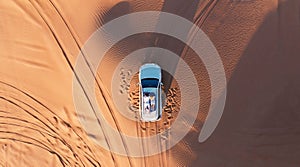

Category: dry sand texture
[1, 0, 300, 166]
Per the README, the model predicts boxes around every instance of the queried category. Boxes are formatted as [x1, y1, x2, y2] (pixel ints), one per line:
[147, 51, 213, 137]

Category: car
[139, 63, 163, 122]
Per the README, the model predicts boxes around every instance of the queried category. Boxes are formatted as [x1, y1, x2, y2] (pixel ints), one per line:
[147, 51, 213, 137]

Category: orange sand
[0, 0, 300, 166]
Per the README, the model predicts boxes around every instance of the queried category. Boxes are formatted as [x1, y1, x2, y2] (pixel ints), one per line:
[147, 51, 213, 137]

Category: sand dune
[0, 0, 300, 166]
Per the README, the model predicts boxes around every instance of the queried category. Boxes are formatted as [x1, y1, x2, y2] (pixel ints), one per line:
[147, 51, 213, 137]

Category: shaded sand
[1, 0, 300, 166]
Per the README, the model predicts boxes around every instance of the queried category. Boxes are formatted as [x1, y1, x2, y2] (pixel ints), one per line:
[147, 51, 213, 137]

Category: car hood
[139, 64, 161, 80]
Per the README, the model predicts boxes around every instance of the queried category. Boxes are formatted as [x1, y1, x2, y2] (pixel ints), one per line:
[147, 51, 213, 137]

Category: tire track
[180, 0, 219, 66]
[0, 81, 99, 166]
[194, 0, 219, 27]
[129, 84, 180, 167]
[150, 2, 207, 165]
[0, 81, 98, 165]
[2, 0, 219, 166]
[0, 116, 53, 136]
[0, 131, 69, 165]
[32, 0, 133, 165]
[25, 0, 119, 166]
[0, 137, 67, 167]
[0, 96, 77, 166]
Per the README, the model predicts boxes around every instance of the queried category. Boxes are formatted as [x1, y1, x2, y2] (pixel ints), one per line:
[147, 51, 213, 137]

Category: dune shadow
[192, 0, 300, 166]
[101, 1, 131, 24]
[153, 0, 201, 91]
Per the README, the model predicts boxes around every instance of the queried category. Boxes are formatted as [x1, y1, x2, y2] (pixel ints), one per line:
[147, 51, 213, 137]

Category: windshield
[141, 78, 159, 88]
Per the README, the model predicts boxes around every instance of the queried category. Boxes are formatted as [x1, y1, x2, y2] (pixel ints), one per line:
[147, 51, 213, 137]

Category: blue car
[139, 63, 163, 122]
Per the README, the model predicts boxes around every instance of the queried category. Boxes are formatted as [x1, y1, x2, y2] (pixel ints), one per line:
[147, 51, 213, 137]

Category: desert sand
[0, 0, 300, 166]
